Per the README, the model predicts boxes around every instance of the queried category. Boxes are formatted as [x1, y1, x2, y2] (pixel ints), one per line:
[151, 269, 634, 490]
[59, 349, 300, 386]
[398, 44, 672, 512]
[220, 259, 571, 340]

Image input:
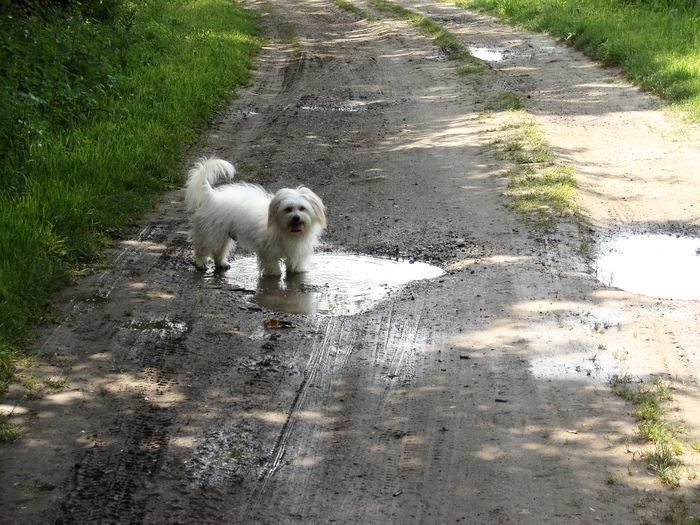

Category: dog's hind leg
[213, 239, 233, 270]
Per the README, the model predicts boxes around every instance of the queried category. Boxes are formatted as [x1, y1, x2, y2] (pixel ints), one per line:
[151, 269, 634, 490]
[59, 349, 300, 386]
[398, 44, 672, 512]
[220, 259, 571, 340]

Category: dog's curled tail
[185, 157, 236, 212]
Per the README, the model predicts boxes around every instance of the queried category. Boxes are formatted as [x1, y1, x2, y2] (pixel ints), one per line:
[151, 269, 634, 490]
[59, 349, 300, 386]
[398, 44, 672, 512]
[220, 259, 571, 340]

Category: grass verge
[0, 0, 262, 408]
[440, 0, 700, 123]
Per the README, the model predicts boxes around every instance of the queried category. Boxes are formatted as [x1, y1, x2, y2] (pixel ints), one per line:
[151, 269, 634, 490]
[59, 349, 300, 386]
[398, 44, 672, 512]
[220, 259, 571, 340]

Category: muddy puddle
[468, 46, 504, 62]
[596, 233, 700, 300]
[209, 253, 444, 315]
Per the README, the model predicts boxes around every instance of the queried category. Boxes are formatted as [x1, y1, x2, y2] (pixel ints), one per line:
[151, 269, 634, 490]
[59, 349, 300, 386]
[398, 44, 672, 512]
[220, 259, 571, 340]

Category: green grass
[611, 375, 687, 486]
[0, 415, 23, 443]
[489, 111, 581, 226]
[441, 0, 700, 122]
[661, 494, 700, 525]
[0, 0, 262, 399]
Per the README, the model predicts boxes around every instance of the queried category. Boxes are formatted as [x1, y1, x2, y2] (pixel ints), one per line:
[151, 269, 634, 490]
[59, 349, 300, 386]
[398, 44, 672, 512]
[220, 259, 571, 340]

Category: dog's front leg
[259, 258, 283, 276]
[285, 254, 311, 274]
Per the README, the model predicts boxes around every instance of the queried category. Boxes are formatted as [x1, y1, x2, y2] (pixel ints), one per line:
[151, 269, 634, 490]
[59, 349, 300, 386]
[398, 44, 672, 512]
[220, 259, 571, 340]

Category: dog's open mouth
[290, 218, 303, 233]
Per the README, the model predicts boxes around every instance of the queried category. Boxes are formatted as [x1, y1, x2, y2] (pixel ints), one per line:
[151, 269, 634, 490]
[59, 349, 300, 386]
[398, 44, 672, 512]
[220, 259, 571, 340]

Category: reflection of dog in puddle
[254, 273, 319, 315]
[186, 157, 326, 275]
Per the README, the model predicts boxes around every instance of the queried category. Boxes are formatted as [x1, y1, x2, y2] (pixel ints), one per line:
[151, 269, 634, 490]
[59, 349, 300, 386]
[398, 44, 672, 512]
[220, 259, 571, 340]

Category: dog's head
[268, 187, 326, 234]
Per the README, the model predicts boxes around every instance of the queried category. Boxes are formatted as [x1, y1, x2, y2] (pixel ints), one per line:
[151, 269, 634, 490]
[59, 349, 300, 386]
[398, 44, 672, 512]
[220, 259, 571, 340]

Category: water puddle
[215, 253, 444, 316]
[294, 100, 391, 112]
[125, 318, 189, 333]
[596, 233, 700, 300]
[468, 46, 504, 62]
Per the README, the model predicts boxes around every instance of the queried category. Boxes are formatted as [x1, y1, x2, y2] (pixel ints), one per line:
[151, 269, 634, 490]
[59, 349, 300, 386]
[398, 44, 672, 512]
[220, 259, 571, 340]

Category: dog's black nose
[291, 215, 301, 224]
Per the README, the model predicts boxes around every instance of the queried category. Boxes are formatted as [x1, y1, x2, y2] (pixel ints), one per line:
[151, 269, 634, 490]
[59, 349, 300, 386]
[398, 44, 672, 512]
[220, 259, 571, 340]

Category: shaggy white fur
[186, 158, 326, 275]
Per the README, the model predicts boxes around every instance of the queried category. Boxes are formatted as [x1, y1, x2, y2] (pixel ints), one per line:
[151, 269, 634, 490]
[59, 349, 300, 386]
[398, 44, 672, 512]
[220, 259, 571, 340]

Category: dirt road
[3, 0, 700, 523]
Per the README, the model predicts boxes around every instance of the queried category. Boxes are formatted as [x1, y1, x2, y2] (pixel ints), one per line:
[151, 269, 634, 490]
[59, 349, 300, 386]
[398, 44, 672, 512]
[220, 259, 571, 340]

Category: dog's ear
[299, 187, 326, 229]
[268, 192, 284, 230]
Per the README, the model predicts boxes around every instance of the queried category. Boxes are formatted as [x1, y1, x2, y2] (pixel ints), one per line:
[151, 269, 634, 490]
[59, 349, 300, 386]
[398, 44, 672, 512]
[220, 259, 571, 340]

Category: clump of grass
[44, 376, 70, 389]
[456, 62, 489, 75]
[485, 92, 525, 112]
[611, 375, 688, 486]
[644, 442, 682, 486]
[0, 415, 24, 443]
[660, 494, 700, 525]
[489, 111, 580, 226]
[331, 0, 375, 20]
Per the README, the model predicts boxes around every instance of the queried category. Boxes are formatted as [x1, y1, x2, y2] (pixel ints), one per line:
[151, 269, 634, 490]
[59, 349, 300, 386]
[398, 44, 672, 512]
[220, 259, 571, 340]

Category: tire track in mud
[241, 294, 436, 523]
[53, 218, 194, 524]
[56, 403, 172, 525]
[243, 317, 355, 519]
[263, 318, 348, 478]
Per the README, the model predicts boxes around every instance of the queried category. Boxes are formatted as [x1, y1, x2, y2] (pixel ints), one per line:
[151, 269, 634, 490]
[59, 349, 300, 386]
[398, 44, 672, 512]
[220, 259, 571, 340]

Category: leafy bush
[0, 0, 138, 188]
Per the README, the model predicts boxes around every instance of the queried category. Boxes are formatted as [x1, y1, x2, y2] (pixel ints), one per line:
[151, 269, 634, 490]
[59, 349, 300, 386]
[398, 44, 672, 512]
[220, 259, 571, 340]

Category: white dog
[185, 157, 326, 275]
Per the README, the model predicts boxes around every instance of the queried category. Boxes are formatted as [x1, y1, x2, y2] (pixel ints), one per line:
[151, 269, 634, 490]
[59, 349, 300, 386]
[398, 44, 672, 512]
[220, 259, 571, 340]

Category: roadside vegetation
[443, 0, 700, 123]
[0, 0, 262, 410]
[610, 374, 700, 524]
[488, 111, 581, 227]
[610, 375, 687, 486]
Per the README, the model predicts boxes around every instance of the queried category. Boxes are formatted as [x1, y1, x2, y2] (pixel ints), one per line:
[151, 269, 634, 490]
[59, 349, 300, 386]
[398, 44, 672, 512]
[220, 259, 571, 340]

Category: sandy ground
[2, 0, 700, 523]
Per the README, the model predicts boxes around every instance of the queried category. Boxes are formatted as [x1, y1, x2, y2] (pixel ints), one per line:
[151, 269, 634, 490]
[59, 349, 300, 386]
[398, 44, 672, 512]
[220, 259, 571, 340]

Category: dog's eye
[299, 206, 306, 212]
[285, 206, 294, 213]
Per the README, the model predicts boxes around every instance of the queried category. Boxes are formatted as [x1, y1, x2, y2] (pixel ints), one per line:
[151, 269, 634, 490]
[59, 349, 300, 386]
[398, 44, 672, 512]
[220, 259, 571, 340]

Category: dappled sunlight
[242, 410, 290, 425]
[0, 404, 29, 416]
[88, 352, 113, 361]
[472, 443, 506, 460]
[9, 221, 695, 523]
[42, 390, 85, 406]
[386, 115, 482, 153]
[295, 455, 326, 467]
[6, 3, 700, 522]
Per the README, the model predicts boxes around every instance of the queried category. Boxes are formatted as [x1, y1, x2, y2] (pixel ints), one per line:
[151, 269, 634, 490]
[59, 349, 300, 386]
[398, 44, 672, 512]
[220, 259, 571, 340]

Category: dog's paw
[215, 262, 231, 270]
[260, 264, 282, 276]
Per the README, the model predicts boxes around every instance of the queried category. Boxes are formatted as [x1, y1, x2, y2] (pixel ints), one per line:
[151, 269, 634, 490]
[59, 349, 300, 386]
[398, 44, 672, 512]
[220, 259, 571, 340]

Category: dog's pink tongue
[291, 225, 302, 233]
